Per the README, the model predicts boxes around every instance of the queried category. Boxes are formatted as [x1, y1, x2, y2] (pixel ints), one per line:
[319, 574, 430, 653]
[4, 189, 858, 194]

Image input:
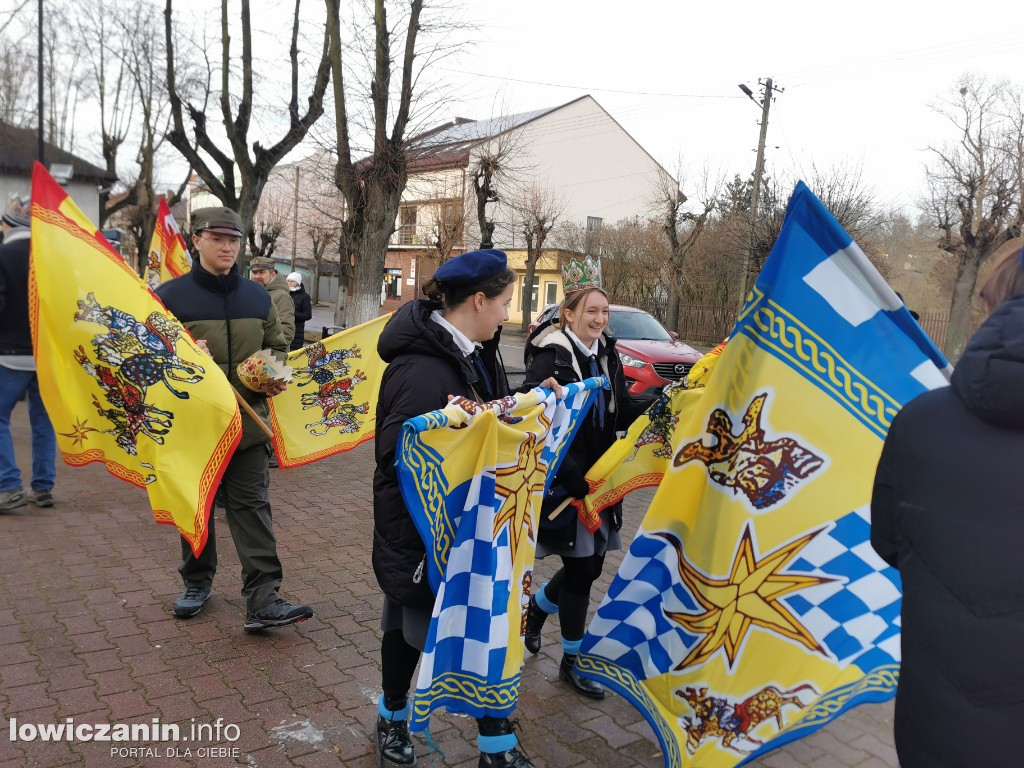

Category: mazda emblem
[674, 364, 686, 374]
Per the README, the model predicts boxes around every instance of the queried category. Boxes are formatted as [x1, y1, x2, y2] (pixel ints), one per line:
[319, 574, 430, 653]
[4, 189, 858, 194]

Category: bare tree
[515, 185, 564, 332]
[250, 186, 291, 259]
[42, 5, 84, 151]
[307, 223, 336, 305]
[0, 29, 33, 126]
[324, 0, 425, 326]
[654, 167, 717, 334]
[76, 0, 135, 226]
[164, 0, 332, 272]
[921, 75, 1024, 360]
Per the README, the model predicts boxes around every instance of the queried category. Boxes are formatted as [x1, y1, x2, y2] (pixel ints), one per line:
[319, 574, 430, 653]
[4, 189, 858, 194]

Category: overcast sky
[121, 0, 1024, 215]
[431, 0, 1024, 213]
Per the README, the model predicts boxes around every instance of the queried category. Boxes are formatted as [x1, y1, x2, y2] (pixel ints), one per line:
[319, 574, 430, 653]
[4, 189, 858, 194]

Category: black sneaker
[244, 599, 313, 632]
[28, 490, 54, 508]
[172, 586, 212, 618]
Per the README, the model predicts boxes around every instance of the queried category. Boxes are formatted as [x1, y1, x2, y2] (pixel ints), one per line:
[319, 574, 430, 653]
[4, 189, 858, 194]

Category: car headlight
[618, 352, 647, 369]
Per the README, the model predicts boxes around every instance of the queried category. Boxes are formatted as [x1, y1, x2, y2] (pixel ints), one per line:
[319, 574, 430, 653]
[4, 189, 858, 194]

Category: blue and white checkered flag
[397, 378, 603, 728]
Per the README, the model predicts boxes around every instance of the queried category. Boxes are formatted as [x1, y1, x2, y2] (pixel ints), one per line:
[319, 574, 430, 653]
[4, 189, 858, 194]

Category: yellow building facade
[505, 249, 576, 326]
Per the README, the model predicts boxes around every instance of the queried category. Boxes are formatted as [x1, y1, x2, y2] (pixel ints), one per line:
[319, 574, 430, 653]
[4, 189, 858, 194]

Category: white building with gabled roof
[382, 95, 676, 318]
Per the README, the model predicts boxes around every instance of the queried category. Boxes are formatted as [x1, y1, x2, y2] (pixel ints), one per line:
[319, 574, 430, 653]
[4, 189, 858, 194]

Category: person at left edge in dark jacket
[155, 207, 313, 633]
[286, 272, 312, 350]
[372, 249, 546, 768]
[520, 285, 633, 700]
[0, 195, 57, 512]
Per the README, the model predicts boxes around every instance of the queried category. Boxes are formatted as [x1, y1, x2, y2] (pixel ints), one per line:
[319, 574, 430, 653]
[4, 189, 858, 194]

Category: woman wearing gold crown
[520, 256, 633, 699]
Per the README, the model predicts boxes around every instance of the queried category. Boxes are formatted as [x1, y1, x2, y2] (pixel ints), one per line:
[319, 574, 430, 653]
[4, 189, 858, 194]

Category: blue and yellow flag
[29, 163, 241, 556]
[268, 314, 390, 467]
[396, 379, 603, 728]
[578, 182, 949, 767]
[580, 342, 726, 530]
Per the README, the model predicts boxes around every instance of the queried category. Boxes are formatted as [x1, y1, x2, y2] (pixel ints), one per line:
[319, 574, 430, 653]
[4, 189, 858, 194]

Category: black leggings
[380, 629, 518, 740]
[381, 629, 421, 708]
[543, 553, 606, 643]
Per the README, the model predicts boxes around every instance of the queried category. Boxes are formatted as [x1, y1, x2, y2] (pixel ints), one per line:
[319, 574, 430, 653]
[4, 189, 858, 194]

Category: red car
[528, 303, 704, 407]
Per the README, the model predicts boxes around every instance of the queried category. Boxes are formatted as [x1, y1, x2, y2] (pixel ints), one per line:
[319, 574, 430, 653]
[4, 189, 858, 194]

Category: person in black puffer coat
[520, 286, 637, 701]
[871, 247, 1024, 768]
[286, 272, 312, 350]
[372, 249, 540, 768]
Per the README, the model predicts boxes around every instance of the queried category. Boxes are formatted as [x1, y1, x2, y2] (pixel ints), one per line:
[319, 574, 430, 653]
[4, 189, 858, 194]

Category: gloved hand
[562, 473, 590, 500]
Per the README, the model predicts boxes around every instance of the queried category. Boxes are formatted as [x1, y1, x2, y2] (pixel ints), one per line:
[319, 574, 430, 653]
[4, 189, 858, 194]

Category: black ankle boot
[478, 718, 534, 768]
[375, 714, 415, 767]
[559, 654, 605, 699]
[523, 595, 547, 655]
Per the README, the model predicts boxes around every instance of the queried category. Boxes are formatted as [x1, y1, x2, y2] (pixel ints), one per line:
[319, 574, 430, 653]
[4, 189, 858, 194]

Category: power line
[435, 67, 746, 100]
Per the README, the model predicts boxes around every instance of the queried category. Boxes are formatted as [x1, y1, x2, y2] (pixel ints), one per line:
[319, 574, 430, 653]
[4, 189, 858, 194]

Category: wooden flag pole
[546, 496, 576, 521]
[232, 386, 276, 442]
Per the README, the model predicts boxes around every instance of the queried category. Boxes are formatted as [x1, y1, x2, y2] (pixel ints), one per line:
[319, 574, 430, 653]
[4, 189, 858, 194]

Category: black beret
[433, 249, 507, 286]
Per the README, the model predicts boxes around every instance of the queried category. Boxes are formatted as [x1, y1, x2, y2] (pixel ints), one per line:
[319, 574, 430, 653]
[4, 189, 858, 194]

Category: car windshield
[607, 310, 673, 341]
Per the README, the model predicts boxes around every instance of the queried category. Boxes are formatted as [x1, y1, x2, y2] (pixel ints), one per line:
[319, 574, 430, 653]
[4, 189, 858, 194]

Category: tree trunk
[665, 287, 680, 335]
[333, 250, 352, 327]
[944, 251, 983, 363]
[311, 257, 321, 305]
[520, 254, 539, 333]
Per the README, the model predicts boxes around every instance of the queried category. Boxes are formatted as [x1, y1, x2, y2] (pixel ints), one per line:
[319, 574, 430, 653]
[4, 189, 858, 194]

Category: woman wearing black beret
[371, 248, 536, 768]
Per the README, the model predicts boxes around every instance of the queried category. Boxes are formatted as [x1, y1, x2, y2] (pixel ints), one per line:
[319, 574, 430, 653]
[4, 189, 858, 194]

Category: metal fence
[916, 312, 949, 351]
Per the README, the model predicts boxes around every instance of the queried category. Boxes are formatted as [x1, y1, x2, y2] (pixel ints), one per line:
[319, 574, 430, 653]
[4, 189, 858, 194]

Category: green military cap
[191, 206, 244, 236]
[249, 256, 277, 271]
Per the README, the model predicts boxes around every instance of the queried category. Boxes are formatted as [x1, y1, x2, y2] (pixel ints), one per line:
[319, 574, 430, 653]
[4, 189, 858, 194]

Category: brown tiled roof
[0, 120, 117, 184]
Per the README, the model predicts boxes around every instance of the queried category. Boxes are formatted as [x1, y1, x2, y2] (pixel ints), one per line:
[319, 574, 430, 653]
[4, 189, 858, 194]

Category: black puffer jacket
[373, 299, 509, 607]
[0, 229, 32, 355]
[156, 258, 287, 451]
[870, 292, 1024, 768]
[522, 325, 634, 547]
[290, 286, 312, 348]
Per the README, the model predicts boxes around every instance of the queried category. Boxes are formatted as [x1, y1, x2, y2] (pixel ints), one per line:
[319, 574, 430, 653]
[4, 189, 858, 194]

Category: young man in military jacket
[156, 207, 312, 632]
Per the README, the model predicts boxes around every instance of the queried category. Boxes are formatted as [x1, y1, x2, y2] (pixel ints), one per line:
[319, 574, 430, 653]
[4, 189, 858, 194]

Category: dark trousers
[178, 443, 282, 614]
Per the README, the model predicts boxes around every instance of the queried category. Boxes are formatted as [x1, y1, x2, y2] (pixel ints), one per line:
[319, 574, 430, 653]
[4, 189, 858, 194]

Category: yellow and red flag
[268, 314, 391, 467]
[578, 340, 726, 530]
[29, 163, 240, 555]
[144, 197, 191, 289]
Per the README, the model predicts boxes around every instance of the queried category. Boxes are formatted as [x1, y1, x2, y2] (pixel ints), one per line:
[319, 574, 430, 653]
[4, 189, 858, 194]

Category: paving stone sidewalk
[0, 404, 898, 768]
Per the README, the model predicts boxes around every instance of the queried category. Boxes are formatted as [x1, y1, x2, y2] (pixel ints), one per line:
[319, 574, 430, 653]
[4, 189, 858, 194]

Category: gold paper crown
[561, 256, 602, 293]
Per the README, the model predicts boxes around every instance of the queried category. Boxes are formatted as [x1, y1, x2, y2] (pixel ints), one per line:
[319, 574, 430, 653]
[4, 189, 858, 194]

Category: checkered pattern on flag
[395, 378, 603, 729]
[577, 182, 950, 768]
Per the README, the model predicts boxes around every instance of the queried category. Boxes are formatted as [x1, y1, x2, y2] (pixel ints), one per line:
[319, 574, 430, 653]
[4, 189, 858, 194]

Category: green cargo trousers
[178, 443, 283, 614]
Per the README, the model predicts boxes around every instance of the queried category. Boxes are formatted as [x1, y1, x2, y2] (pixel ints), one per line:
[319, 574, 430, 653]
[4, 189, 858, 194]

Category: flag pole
[546, 496, 577, 521]
[232, 386, 276, 442]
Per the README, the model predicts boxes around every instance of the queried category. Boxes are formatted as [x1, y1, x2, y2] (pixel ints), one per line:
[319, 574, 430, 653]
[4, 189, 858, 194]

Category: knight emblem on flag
[576, 182, 951, 768]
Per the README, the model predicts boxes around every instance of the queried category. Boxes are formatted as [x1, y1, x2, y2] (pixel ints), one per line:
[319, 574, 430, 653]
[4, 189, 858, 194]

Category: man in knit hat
[0, 195, 57, 511]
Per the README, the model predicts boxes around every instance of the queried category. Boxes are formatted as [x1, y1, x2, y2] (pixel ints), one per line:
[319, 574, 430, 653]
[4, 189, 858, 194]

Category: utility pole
[736, 77, 779, 312]
[749, 78, 773, 221]
[291, 165, 300, 271]
[36, 0, 44, 164]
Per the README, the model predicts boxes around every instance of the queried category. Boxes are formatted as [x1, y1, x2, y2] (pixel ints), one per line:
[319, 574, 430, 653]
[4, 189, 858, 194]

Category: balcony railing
[390, 222, 464, 248]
